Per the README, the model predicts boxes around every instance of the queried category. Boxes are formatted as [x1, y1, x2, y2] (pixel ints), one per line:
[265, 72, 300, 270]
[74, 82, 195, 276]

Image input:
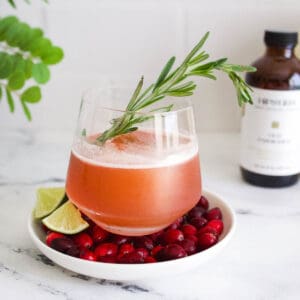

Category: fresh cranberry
[156, 244, 187, 261]
[73, 233, 93, 249]
[188, 207, 206, 220]
[197, 226, 218, 237]
[118, 251, 144, 264]
[119, 243, 135, 256]
[180, 239, 197, 255]
[163, 229, 184, 244]
[204, 207, 223, 221]
[197, 195, 209, 210]
[182, 224, 197, 236]
[149, 230, 163, 242]
[198, 232, 218, 250]
[50, 237, 75, 253]
[136, 248, 149, 258]
[168, 217, 184, 229]
[207, 220, 224, 235]
[95, 243, 118, 258]
[184, 234, 198, 244]
[42, 224, 50, 233]
[80, 249, 97, 261]
[46, 232, 65, 246]
[133, 237, 153, 250]
[144, 256, 157, 263]
[66, 246, 80, 257]
[91, 226, 109, 244]
[189, 216, 207, 229]
[99, 256, 117, 263]
[151, 245, 163, 257]
[111, 235, 131, 245]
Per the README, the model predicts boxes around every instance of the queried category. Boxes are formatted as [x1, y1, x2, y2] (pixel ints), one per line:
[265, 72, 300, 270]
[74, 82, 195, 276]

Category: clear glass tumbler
[65, 87, 201, 236]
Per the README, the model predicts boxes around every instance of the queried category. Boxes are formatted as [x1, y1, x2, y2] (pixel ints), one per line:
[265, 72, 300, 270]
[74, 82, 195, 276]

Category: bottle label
[240, 87, 300, 176]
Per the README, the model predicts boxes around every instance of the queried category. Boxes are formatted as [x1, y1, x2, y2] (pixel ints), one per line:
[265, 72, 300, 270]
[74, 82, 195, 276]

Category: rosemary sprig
[97, 32, 255, 145]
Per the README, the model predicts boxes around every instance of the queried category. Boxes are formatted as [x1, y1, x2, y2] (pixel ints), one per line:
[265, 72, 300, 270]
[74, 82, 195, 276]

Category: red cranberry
[189, 216, 207, 229]
[111, 235, 130, 245]
[118, 251, 144, 264]
[133, 237, 153, 250]
[207, 220, 224, 235]
[197, 226, 218, 237]
[50, 237, 75, 253]
[99, 256, 117, 263]
[163, 229, 184, 244]
[42, 224, 50, 233]
[188, 206, 206, 220]
[66, 246, 80, 257]
[91, 226, 109, 244]
[95, 243, 118, 258]
[156, 244, 187, 261]
[46, 232, 65, 246]
[182, 224, 197, 236]
[119, 243, 135, 256]
[197, 195, 209, 210]
[198, 232, 218, 250]
[73, 233, 93, 249]
[180, 239, 197, 255]
[168, 217, 184, 229]
[184, 234, 198, 244]
[149, 231, 164, 244]
[151, 245, 163, 257]
[136, 248, 149, 258]
[144, 256, 156, 263]
[204, 207, 223, 221]
[80, 249, 97, 261]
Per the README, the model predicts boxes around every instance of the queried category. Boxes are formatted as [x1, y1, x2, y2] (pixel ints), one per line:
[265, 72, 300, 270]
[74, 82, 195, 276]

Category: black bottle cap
[264, 30, 298, 47]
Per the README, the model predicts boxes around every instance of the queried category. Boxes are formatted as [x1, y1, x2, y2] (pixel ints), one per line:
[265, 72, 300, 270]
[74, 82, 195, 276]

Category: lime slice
[34, 187, 66, 219]
[42, 201, 89, 234]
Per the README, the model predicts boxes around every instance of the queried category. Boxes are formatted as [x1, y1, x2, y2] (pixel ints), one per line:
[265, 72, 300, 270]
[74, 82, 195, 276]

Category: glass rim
[81, 87, 194, 117]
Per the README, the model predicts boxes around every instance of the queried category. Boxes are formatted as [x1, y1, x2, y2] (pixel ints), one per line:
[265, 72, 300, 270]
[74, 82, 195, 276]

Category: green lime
[42, 201, 89, 234]
[34, 187, 66, 219]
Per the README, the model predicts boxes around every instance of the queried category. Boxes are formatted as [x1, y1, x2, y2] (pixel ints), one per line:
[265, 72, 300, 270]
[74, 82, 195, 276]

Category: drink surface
[66, 130, 201, 235]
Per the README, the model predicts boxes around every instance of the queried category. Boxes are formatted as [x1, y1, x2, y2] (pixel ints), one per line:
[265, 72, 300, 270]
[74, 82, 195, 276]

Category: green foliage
[97, 32, 256, 145]
[0, 15, 63, 120]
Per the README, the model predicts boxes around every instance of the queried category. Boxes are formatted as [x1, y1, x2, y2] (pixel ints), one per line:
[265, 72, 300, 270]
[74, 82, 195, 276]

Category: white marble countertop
[1, 129, 300, 300]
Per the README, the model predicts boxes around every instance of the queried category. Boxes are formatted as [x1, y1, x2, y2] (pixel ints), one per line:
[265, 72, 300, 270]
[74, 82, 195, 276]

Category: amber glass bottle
[240, 30, 300, 187]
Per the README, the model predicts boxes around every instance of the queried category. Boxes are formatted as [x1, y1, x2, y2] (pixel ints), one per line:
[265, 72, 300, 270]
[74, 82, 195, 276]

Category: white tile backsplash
[0, 0, 299, 133]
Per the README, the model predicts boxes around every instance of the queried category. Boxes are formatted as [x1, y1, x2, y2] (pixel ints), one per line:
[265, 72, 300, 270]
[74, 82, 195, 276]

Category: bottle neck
[265, 46, 295, 58]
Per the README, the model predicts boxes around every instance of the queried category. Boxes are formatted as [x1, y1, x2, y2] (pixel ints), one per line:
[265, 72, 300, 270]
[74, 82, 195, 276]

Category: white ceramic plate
[28, 190, 236, 281]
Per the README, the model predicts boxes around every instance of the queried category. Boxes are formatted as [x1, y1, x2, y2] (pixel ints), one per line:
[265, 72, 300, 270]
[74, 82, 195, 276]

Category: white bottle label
[240, 87, 300, 176]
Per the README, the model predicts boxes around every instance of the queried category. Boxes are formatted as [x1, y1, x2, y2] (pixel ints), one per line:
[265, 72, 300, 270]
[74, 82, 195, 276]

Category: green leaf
[21, 28, 43, 51]
[24, 59, 33, 79]
[5, 88, 14, 112]
[5, 21, 25, 47]
[20, 100, 32, 121]
[30, 38, 52, 57]
[126, 76, 144, 110]
[183, 32, 210, 64]
[0, 16, 18, 40]
[8, 71, 26, 90]
[21, 86, 41, 103]
[42, 46, 64, 65]
[153, 56, 176, 91]
[0, 86, 2, 100]
[12, 54, 26, 73]
[32, 63, 50, 84]
[0, 52, 13, 79]
[8, 0, 16, 8]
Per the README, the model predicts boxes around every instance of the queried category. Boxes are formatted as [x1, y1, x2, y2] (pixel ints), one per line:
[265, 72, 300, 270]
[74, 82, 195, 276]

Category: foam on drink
[72, 130, 198, 169]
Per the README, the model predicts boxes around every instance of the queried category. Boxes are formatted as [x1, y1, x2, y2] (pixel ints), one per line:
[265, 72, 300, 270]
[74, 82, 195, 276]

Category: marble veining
[1, 129, 300, 300]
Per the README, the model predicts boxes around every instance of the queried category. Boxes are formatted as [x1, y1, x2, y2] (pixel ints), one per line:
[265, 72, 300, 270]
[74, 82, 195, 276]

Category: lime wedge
[42, 201, 89, 234]
[34, 187, 66, 219]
